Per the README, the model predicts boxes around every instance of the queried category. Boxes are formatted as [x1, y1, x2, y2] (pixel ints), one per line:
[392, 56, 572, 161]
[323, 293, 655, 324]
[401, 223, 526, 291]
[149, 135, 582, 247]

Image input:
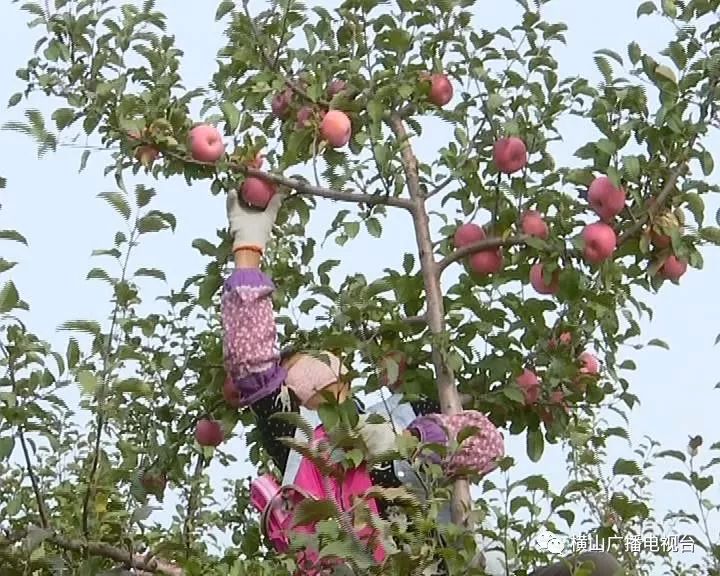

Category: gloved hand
[226, 186, 285, 252]
[357, 415, 399, 459]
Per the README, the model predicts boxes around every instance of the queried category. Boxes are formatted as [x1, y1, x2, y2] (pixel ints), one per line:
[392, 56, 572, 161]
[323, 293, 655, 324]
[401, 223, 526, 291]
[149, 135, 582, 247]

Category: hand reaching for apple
[226, 186, 285, 254]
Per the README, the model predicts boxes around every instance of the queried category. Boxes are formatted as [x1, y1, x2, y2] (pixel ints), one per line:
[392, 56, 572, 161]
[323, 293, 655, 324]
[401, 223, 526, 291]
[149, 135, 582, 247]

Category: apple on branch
[517, 368, 540, 405]
[520, 210, 549, 239]
[529, 262, 560, 295]
[188, 124, 225, 163]
[588, 176, 626, 221]
[659, 254, 688, 282]
[320, 110, 352, 148]
[493, 136, 528, 174]
[240, 177, 277, 209]
[195, 419, 224, 447]
[582, 222, 616, 264]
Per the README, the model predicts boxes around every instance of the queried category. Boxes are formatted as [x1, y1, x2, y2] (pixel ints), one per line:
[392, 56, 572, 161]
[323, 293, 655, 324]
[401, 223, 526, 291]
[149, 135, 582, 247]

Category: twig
[182, 453, 205, 558]
[1, 342, 50, 529]
[159, 146, 415, 210]
[436, 235, 530, 276]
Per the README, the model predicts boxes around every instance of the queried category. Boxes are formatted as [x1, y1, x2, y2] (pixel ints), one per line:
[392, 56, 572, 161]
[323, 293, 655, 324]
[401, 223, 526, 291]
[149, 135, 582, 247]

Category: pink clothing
[251, 425, 386, 574]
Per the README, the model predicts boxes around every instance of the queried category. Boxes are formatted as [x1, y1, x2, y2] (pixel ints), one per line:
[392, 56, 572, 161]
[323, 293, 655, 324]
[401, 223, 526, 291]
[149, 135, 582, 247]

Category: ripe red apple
[582, 222, 616, 264]
[659, 255, 688, 282]
[134, 145, 159, 166]
[549, 331, 572, 350]
[271, 89, 292, 118]
[588, 176, 626, 221]
[493, 137, 528, 174]
[240, 177, 276, 209]
[188, 124, 225, 163]
[378, 351, 407, 390]
[327, 79, 347, 97]
[427, 73, 453, 107]
[453, 223, 485, 248]
[651, 231, 671, 248]
[579, 352, 599, 375]
[296, 105, 315, 128]
[195, 419, 224, 447]
[520, 211, 549, 239]
[529, 263, 560, 295]
[517, 369, 540, 405]
[320, 110, 352, 148]
[469, 249, 503, 275]
[223, 377, 241, 408]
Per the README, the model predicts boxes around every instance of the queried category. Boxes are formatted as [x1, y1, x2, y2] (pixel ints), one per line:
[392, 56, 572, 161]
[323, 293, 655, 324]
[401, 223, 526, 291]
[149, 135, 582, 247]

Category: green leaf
[636, 1, 656, 16]
[134, 267, 166, 281]
[0, 436, 14, 460]
[664, 471, 691, 485]
[402, 253, 414, 274]
[613, 458, 642, 476]
[215, 0, 234, 20]
[79, 149, 90, 172]
[656, 449, 686, 462]
[8, 93, 22, 107]
[647, 338, 669, 350]
[220, 101, 241, 133]
[292, 499, 337, 527]
[701, 151, 714, 176]
[0, 230, 28, 245]
[526, 428, 544, 463]
[594, 49, 623, 65]
[51, 108, 75, 130]
[137, 214, 167, 234]
[98, 191, 131, 220]
[0, 259, 16, 274]
[135, 186, 156, 208]
[628, 42, 642, 65]
[661, 0, 677, 17]
[618, 359, 636, 370]
[0, 281, 20, 313]
[66, 338, 80, 368]
[77, 370, 100, 396]
[192, 238, 217, 256]
[365, 217, 382, 238]
[699, 227, 720, 245]
[58, 320, 101, 336]
[344, 221, 360, 239]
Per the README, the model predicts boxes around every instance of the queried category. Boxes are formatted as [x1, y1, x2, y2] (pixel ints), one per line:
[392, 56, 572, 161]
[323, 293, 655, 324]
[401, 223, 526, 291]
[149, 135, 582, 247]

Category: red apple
[240, 177, 276, 209]
[188, 124, 225, 163]
[579, 352, 599, 375]
[659, 255, 688, 282]
[378, 351, 407, 390]
[195, 419, 224, 447]
[428, 73, 453, 107]
[223, 377, 241, 408]
[327, 79, 347, 97]
[141, 470, 167, 493]
[469, 249, 503, 275]
[529, 263, 560, 295]
[493, 137, 528, 174]
[453, 223, 485, 248]
[271, 89, 292, 118]
[517, 369, 540, 405]
[296, 105, 315, 128]
[320, 110, 352, 148]
[588, 176, 626, 221]
[582, 222, 616, 264]
[549, 331, 573, 350]
[521, 211, 549, 239]
[651, 231, 671, 248]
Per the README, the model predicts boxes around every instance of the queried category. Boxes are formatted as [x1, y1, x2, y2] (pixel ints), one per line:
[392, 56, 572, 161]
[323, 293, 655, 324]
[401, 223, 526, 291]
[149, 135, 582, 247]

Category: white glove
[358, 415, 399, 458]
[226, 187, 285, 252]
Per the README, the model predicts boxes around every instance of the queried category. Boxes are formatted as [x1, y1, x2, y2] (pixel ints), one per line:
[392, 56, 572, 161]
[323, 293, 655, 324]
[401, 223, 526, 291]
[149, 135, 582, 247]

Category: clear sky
[1, 0, 718, 571]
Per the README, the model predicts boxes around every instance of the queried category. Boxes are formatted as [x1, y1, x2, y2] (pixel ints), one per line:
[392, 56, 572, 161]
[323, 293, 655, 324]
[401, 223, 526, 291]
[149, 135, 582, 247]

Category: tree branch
[48, 535, 183, 576]
[387, 113, 473, 527]
[436, 235, 530, 276]
[158, 147, 415, 210]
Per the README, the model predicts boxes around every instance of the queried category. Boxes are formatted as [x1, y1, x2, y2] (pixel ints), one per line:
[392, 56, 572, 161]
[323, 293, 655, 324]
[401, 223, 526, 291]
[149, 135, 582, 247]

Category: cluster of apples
[516, 332, 600, 422]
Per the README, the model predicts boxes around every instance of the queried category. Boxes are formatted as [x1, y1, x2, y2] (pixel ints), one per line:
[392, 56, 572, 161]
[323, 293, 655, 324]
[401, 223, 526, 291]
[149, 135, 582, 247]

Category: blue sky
[1, 0, 718, 570]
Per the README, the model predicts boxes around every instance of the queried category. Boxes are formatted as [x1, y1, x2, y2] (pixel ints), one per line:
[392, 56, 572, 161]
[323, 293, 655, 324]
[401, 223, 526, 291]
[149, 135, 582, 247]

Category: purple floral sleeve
[222, 268, 287, 406]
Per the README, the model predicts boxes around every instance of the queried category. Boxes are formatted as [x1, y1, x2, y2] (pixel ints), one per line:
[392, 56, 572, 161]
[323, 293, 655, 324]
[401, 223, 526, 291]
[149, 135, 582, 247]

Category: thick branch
[159, 147, 414, 210]
[48, 535, 183, 576]
[388, 113, 473, 527]
[436, 235, 530, 276]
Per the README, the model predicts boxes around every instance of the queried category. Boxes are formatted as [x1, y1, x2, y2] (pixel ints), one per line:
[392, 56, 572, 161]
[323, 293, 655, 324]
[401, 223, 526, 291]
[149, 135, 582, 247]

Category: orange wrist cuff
[233, 245, 263, 255]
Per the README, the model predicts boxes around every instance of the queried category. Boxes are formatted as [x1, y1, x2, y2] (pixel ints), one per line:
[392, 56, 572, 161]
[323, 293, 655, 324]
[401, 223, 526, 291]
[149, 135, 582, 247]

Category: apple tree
[2, 0, 720, 574]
